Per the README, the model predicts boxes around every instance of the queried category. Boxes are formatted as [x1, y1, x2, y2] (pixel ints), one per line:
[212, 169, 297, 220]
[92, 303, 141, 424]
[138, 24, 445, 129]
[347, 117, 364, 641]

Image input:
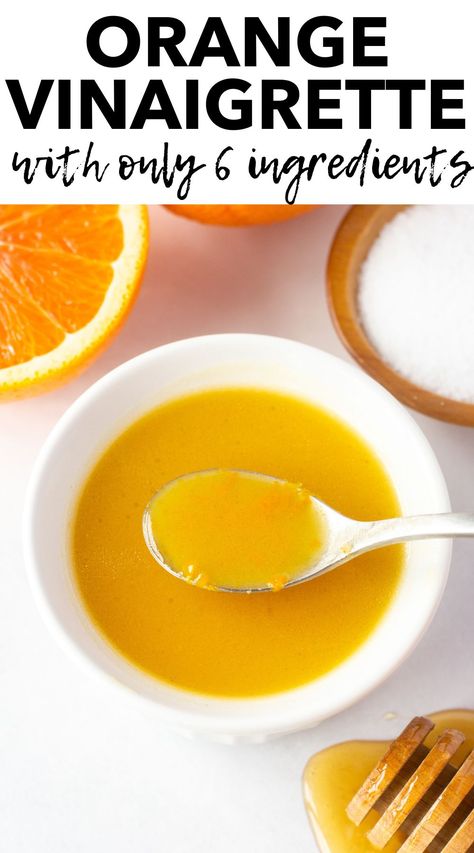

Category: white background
[2, 0, 474, 202]
[1, 205, 474, 852]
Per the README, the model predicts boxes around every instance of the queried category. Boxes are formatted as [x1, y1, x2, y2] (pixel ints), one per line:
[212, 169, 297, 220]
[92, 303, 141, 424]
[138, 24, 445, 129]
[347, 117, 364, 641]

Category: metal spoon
[143, 470, 474, 593]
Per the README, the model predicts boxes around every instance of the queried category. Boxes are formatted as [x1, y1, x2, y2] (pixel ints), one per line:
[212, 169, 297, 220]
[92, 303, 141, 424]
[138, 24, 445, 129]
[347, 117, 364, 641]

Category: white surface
[1, 205, 474, 852]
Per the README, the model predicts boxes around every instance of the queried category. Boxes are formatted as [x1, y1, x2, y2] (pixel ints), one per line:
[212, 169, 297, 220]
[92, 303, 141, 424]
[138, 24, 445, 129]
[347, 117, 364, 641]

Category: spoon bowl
[143, 469, 329, 593]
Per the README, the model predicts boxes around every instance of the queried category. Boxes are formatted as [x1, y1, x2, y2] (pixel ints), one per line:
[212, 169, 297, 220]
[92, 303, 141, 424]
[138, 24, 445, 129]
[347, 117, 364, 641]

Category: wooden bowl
[327, 204, 474, 427]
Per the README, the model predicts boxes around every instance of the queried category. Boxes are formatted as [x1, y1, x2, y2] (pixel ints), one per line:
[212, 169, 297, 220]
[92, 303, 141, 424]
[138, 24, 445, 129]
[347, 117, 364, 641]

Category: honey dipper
[346, 716, 474, 852]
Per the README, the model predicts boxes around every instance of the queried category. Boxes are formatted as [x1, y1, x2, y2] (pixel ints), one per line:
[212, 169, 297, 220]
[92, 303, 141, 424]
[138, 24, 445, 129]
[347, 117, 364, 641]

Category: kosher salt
[358, 206, 474, 403]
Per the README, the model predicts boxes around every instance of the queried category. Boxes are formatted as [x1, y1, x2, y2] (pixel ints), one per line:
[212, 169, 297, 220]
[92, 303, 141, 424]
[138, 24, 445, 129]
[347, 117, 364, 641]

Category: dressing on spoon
[144, 469, 327, 592]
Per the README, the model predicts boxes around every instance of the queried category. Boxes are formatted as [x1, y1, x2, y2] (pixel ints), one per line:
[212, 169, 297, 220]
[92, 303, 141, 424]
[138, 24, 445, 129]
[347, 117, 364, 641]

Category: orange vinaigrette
[72, 387, 404, 698]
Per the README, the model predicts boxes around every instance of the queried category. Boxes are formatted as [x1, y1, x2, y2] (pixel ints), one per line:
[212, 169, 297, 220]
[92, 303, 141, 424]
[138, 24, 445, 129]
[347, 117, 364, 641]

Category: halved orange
[0, 205, 148, 398]
[165, 204, 314, 227]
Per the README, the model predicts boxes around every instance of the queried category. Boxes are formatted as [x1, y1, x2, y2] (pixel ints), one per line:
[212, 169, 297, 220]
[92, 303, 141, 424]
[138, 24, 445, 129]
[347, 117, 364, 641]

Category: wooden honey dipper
[347, 716, 474, 852]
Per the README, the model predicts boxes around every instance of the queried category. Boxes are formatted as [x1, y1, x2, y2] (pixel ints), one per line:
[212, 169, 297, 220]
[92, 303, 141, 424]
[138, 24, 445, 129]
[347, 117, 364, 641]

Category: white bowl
[24, 334, 451, 743]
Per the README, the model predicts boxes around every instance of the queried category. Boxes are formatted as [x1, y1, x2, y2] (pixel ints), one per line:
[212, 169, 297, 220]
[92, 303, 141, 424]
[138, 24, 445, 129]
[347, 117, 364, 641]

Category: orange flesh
[148, 470, 326, 590]
[303, 710, 474, 852]
[0, 205, 123, 366]
[72, 387, 404, 698]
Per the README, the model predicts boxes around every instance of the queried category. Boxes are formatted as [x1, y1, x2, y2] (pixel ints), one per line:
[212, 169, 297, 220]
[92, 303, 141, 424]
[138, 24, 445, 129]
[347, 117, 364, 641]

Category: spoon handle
[355, 513, 474, 554]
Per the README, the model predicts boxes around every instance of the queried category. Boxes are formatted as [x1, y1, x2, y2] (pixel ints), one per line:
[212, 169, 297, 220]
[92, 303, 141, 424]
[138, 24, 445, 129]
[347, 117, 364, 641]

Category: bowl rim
[327, 204, 474, 427]
[23, 333, 452, 739]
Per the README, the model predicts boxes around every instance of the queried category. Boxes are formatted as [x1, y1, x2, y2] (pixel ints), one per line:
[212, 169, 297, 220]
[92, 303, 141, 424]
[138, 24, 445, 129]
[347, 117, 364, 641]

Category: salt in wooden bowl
[327, 204, 474, 427]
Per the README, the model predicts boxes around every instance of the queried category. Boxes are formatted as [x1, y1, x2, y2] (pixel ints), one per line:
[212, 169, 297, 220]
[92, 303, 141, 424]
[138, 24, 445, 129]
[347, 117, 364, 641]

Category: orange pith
[0, 204, 148, 397]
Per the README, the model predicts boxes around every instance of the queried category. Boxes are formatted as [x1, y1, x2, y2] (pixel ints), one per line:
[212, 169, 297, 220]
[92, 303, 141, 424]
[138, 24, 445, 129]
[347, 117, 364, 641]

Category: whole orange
[165, 204, 314, 226]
